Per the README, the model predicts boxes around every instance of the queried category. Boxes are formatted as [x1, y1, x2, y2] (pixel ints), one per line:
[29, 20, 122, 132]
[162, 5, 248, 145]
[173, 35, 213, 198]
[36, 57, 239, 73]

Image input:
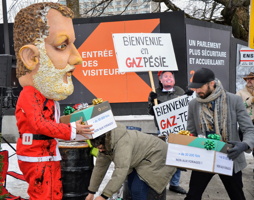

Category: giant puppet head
[13, 2, 82, 101]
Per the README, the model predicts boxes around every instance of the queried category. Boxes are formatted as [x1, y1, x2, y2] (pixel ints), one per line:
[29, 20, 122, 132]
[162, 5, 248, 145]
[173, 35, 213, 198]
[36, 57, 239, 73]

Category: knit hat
[243, 72, 254, 81]
[188, 68, 215, 88]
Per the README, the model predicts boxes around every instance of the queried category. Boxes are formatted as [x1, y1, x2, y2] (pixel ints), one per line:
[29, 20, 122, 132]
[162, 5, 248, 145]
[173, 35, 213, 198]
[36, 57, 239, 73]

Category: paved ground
[2, 143, 254, 200]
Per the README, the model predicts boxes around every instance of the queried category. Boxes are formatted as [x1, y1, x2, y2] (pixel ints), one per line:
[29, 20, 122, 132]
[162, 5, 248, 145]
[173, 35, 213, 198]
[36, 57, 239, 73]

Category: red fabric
[157, 71, 163, 77]
[4, 194, 22, 199]
[6, 172, 25, 181]
[18, 160, 62, 200]
[0, 151, 27, 200]
[15, 86, 73, 158]
[0, 150, 9, 196]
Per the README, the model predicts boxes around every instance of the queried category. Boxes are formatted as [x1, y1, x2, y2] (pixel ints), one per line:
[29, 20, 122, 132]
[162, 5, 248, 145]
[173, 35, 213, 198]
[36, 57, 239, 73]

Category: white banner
[166, 143, 214, 172]
[240, 47, 254, 66]
[153, 94, 195, 135]
[112, 33, 178, 72]
[166, 143, 233, 176]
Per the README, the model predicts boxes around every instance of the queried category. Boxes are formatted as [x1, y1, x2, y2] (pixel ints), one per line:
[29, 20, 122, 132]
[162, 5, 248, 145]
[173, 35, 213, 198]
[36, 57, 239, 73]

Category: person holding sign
[85, 123, 176, 200]
[13, 3, 94, 199]
[185, 68, 254, 200]
[148, 71, 187, 195]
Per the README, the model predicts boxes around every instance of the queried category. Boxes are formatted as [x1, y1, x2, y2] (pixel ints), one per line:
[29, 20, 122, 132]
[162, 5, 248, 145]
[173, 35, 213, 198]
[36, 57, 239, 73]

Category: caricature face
[33, 9, 82, 101]
[159, 72, 175, 89]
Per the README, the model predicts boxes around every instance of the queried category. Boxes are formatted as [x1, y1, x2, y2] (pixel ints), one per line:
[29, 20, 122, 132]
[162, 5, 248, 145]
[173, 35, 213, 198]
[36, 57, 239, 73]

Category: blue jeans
[128, 170, 149, 200]
[170, 168, 181, 186]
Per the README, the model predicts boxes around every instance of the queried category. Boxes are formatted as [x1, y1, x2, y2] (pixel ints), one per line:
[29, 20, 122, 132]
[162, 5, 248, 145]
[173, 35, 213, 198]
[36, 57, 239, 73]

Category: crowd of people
[10, 2, 254, 200]
[85, 68, 254, 200]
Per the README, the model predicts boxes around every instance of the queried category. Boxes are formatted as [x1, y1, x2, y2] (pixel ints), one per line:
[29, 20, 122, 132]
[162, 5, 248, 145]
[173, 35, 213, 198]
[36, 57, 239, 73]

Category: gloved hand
[149, 91, 157, 101]
[185, 89, 194, 96]
[227, 141, 249, 160]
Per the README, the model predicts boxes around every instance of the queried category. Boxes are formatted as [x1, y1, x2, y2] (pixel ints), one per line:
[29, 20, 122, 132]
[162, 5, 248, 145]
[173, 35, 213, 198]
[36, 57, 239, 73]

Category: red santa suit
[15, 86, 76, 200]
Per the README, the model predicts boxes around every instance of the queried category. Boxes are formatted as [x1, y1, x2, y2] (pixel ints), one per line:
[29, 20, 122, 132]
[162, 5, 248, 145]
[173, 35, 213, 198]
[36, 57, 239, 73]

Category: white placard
[84, 110, 117, 139]
[112, 33, 178, 72]
[166, 143, 233, 176]
[214, 152, 233, 176]
[153, 94, 195, 135]
[166, 143, 214, 172]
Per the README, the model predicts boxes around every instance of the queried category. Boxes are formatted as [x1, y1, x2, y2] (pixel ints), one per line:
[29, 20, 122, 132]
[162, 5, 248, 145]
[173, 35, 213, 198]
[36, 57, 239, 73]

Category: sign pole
[148, 71, 158, 105]
[249, 0, 254, 49]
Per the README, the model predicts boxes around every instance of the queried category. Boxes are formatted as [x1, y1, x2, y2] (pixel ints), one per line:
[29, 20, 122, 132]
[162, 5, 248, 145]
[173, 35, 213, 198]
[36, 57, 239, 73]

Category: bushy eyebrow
[54, 34, 69, 45]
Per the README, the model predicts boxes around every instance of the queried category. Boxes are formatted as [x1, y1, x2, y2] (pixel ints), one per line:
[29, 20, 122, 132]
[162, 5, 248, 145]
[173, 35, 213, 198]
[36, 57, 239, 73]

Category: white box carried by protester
[166, 134, 233, 176]
[60, 101, 117, 139]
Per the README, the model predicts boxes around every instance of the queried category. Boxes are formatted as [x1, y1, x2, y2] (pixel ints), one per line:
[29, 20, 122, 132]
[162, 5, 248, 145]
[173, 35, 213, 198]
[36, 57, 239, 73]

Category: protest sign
[153, 94, 195, 135]
[239, 47, 254, 67]
[72, 19, 160, 103]
[112, 33, 178, 72]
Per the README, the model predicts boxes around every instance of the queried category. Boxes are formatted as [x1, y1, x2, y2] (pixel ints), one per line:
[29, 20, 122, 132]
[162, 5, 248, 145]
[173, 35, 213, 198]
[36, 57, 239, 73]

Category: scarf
[246, 85, 254, 96]
[196, 79, 228, 142]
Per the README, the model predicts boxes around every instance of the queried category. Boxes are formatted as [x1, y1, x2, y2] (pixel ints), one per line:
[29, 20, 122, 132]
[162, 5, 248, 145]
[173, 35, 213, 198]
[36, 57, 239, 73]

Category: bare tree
[79, 0, 157, 17]
[67, 0, 250, 41]
[67, 0, 81, 18]
[154, 0, 250, 41]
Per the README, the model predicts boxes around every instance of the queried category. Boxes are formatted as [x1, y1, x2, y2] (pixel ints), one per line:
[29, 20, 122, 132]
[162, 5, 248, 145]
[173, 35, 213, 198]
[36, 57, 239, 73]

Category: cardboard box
[166, 134, 233, 176]
[60, 101, 117, 139]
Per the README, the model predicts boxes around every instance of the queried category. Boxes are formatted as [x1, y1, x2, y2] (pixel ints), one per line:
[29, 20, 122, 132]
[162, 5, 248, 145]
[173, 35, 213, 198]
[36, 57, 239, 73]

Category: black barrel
[59, 141, 94, 200]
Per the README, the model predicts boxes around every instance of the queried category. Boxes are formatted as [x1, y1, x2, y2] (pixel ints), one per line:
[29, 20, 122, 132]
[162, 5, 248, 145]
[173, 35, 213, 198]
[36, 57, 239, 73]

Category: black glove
[149, 91, 157, 101]
[227, 141, 249, 160]
[185, 89, 194, 96]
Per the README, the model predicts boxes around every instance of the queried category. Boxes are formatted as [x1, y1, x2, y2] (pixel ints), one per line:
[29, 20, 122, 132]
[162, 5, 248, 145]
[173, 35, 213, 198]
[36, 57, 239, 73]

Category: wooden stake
[148, 71, 158, 105]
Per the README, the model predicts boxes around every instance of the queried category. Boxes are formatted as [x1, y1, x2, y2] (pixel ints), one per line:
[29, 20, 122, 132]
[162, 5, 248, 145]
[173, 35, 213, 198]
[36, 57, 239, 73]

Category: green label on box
[188, 138, 226, 152]
[70, 106, 94, 122]
[67, 101, 111, 123]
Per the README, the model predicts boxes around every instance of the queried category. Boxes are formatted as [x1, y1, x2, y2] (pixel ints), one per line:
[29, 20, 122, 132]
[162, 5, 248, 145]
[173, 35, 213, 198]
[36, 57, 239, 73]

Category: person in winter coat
[236, 72, 254, 143]
[85, 123, 176, 200]
[148, 71, 187, 194]
[236, 72, 254, 121]
[148, 71, 185, 129]
[185, 68, 254, 200]
[13, 3, 93, 200]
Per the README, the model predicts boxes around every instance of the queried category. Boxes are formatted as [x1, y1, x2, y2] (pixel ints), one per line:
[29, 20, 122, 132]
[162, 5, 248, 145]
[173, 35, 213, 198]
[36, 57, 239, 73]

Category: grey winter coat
[88, 123, 176, 198]
[187, 92, 254, 173]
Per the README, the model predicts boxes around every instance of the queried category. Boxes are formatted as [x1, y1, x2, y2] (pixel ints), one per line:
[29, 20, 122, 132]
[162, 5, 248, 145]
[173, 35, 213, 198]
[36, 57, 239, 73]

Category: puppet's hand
[75, 118, 94, 138]
[85, 193, 94, 200]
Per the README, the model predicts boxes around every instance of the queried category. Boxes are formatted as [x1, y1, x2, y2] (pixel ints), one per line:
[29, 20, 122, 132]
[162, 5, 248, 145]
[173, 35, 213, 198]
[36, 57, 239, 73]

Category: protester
[185, 67, 254, 200]
[148, 71, 187, 194]
[13, 3, 94, 199]
[85, 123, 176, 200]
